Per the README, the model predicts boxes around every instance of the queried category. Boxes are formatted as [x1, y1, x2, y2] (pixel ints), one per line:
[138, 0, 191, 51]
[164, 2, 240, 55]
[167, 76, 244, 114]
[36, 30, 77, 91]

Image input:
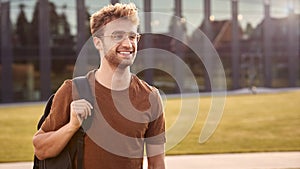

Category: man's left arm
[146, 89, 166, 169]
[146, 144, 166, 169]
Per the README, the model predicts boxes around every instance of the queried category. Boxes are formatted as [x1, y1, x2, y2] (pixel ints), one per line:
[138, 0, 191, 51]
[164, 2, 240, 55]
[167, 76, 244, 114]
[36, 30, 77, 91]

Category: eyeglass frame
[94, 31, 141, 43]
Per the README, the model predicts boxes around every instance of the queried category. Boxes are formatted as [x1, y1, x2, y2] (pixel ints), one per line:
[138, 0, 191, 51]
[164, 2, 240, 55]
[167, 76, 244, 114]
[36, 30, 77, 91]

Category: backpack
[33, 76, 94, 169]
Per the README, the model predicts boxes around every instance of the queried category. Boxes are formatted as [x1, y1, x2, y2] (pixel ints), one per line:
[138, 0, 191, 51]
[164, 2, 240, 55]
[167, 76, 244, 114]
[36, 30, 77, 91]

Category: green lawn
[166, 90, 300, 155]
[0, 90, 300, 162]
[0, 104, 43, 162]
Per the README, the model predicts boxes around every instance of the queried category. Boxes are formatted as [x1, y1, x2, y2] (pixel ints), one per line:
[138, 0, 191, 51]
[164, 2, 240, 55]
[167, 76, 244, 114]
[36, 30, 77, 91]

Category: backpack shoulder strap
[37, 94, 55, 130]
[72, 76, 94, 169]
[73, 76, 94, 106]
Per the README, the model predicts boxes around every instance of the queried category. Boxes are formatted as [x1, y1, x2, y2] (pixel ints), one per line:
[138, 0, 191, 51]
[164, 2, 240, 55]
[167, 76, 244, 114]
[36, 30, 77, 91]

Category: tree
[15, 3, 30, 46]
[30, 1, 60, 45]
[244, 22, 254, 39]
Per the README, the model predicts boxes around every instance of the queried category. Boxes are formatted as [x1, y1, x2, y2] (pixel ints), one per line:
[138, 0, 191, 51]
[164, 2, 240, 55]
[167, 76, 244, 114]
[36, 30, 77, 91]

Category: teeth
[118, 51, 132, 54]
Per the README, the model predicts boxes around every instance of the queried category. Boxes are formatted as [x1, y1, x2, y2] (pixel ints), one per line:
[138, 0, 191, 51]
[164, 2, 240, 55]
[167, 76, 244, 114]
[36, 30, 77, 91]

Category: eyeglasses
[97, 31, 141, 43]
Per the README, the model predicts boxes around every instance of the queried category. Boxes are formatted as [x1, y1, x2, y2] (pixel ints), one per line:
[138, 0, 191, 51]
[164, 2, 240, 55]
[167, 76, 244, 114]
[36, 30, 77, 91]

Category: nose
[120, 36, 133, 48]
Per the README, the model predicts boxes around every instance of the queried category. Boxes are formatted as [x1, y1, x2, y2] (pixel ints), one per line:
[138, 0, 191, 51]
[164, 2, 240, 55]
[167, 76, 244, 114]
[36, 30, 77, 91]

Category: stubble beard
[103, 45, 136, 70]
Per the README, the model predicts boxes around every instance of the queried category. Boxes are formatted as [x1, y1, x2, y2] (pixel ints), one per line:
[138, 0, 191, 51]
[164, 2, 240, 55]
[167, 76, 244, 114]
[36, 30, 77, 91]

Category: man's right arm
[33, 99, 92, 160]
[33, 122, 79, 160]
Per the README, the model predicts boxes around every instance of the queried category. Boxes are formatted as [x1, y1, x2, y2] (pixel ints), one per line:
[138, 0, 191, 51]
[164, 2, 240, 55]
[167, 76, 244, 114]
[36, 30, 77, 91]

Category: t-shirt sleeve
[41, 80, 73, 132]
[145, 89, 166, 145]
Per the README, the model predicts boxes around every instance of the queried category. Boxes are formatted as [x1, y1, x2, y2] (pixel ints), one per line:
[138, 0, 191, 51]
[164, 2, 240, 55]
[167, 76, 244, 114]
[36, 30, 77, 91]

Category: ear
[93, 37, 103, 50]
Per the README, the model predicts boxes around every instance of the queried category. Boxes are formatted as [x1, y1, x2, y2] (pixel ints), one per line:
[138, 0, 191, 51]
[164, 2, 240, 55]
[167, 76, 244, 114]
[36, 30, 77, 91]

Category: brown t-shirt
[41, 70, 166, 169]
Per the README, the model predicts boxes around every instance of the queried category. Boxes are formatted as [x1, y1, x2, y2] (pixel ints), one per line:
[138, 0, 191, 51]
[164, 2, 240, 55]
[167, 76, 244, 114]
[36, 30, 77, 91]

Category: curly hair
[90, 3, 139, 36]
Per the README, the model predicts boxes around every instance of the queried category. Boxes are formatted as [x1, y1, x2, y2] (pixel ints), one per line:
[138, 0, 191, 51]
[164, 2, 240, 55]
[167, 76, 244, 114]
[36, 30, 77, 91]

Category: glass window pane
[152, 0, 174, 34]
[183, 0, 202, 36]
[118, 0, 144, 32]
[86, 0, 110, 15]
[271, 0, 289, 18]
[212, 0, 230, 21]
[9, 0, 39, 101]
[239, 1, 263, 31]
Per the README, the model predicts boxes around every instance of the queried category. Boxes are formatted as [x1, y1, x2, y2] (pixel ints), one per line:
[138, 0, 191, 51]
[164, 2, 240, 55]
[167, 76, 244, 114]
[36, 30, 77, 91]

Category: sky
[8, 0, 300, 36]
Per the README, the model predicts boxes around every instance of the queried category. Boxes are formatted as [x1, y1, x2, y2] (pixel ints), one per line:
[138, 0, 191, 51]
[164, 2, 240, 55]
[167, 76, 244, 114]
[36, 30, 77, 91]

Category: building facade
[0, 0, 299, 103]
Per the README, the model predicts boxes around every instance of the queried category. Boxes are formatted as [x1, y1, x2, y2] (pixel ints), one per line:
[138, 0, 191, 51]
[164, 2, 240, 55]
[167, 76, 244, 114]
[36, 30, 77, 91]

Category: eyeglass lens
[111, 31, 140, 42]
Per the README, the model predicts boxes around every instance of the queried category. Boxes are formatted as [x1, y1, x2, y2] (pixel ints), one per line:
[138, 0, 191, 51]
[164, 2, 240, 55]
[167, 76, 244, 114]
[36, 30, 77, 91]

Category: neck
[95, 59, 132, 90]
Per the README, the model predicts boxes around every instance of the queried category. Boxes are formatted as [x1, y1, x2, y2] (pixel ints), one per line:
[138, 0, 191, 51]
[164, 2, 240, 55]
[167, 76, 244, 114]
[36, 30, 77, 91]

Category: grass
[166, 90, 300, 155]
[0, 104, 43, 162]
[0, 90, 300, 162]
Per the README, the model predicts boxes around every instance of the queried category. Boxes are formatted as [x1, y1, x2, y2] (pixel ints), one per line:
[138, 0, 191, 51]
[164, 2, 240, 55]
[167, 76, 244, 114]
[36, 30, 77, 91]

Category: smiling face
[95, 19, 139, 69]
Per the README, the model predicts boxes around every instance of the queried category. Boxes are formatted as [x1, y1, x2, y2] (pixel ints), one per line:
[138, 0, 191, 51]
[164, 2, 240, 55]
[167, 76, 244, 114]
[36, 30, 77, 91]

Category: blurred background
[0, 0, 299, 103]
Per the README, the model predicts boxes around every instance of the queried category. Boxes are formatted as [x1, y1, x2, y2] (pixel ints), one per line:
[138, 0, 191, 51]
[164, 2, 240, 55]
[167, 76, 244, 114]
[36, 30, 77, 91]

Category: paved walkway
[164, 152, 300, 169]
[1, 152, 299, 169]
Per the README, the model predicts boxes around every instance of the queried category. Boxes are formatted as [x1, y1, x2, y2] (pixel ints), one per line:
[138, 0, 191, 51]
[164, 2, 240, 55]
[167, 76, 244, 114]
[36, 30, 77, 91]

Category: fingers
[70, 99, 93, 124]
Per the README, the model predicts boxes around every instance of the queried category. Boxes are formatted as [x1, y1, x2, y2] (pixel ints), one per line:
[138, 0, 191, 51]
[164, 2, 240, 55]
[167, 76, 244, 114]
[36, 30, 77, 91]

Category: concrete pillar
[203, 0, 212, 91]
[175, 0, 182, 17]
[173, 0, 185, 93]
[143, 0, 154, 85]
[38, 0, 52, 100]
[287, 5, 299, 87]
[76, 0, 86, 54]
[0, 1, 13, 102]
[263, 1, 272, 87]
[231, 0, 240, 89]
[111, 0, 119, 5]
[204, 0, 211, 22]
[39, 0, 51, 100]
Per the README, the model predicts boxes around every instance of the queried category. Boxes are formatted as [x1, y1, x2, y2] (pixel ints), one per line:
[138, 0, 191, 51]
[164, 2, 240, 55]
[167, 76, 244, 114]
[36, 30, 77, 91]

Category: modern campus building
[0, 0, 299, 103]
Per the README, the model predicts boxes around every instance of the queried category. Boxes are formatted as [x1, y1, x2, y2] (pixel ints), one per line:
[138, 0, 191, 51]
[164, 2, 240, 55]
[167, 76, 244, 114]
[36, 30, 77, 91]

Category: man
[33, 3, 166, 169]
